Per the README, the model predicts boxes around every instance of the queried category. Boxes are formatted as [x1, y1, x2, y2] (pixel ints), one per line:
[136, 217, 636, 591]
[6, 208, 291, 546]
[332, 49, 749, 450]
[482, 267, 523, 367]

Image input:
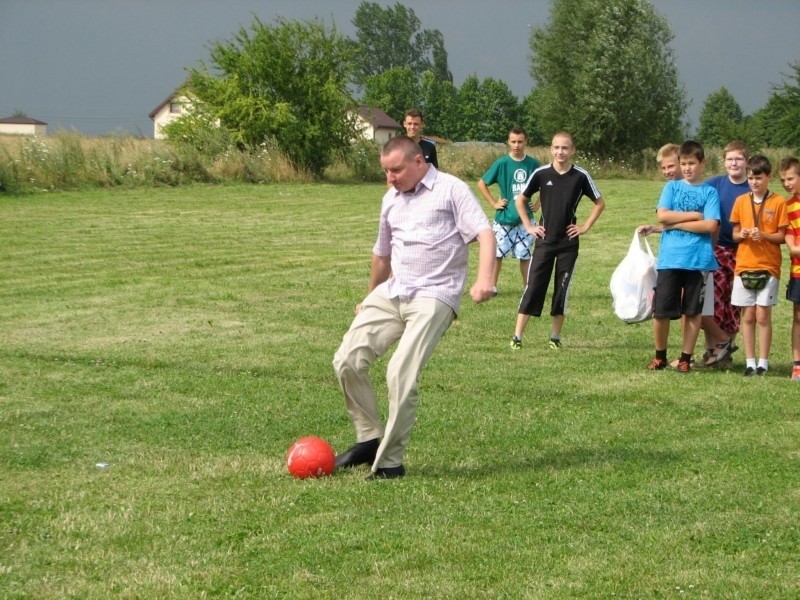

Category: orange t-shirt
[729, 191, 788, 277]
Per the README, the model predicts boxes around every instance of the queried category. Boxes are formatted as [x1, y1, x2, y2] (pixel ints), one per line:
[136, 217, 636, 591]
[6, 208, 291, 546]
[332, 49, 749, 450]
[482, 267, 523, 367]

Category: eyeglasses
[725, 157, 746, 162]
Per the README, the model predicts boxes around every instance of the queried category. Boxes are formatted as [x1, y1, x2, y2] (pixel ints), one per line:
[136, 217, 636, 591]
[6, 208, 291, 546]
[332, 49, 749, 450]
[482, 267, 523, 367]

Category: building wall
[152, 97, 190, 139]
[0, 123, 46, 136]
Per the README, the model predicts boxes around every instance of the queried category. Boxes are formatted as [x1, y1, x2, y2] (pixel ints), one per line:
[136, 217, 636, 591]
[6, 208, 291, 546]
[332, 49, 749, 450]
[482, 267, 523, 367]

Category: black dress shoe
[334, 438, 380, 469]
[365, 465, 405, 481]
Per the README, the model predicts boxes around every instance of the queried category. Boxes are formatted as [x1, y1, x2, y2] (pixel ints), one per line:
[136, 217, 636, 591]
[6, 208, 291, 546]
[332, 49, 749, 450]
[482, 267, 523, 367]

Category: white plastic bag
[610, 231, 657, 323]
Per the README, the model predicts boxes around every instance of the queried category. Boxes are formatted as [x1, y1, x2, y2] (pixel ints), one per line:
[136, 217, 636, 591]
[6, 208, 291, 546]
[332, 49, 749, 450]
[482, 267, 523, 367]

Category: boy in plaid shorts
[478, 126, 540, 294]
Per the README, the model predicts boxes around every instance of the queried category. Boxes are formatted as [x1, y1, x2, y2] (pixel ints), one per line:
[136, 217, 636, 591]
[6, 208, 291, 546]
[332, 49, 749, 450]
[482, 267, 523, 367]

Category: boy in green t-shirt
[477, 127, 541, 293]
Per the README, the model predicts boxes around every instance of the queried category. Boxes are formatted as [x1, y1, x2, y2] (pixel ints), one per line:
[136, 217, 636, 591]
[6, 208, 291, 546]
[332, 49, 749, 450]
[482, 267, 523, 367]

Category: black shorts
[787, 277, 800, 304]
[653, 269, 708, 319]
[518, 241, 578, 317]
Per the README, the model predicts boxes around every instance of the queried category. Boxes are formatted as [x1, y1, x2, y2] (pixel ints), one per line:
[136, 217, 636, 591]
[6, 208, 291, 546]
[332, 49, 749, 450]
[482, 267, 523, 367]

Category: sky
[1, 0, 798, 138]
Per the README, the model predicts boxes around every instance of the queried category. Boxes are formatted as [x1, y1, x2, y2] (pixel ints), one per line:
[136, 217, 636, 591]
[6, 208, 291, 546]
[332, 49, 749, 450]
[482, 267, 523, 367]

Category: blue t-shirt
[656, 180, 720, 271]
[705, 175, 750, 247]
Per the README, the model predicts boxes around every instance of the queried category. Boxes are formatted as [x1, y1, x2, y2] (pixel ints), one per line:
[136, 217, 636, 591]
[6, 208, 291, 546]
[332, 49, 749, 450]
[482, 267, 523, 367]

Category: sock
[746, 358, 757, 369]
[758, 358, 769, 370]
[680, 352, 692, 363]
[655, 349, 667, 361]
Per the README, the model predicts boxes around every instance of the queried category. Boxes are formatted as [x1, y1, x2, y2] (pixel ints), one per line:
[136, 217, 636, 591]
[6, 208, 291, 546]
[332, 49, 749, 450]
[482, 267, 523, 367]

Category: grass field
[1, 181, 798, 598]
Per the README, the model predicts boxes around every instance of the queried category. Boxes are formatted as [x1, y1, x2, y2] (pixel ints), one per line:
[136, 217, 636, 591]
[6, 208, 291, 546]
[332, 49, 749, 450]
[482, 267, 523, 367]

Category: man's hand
[567, 223, 586, 239]
[470, 281, 495, 303]
[525, 224, 546, 238]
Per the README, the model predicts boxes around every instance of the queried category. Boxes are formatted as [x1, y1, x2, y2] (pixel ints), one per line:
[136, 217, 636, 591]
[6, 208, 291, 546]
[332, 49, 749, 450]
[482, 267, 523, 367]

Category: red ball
[286, 436, 335, 479]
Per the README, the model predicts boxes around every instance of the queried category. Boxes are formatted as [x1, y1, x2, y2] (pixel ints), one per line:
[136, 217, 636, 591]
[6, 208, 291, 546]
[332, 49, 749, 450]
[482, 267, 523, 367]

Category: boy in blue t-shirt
[647, 140, 720, 373]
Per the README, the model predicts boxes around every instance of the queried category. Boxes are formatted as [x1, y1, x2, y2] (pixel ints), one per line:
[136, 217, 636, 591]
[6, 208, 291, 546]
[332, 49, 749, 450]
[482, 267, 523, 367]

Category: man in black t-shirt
[403, 108, 438, 168]
[510, 132, 605, 350]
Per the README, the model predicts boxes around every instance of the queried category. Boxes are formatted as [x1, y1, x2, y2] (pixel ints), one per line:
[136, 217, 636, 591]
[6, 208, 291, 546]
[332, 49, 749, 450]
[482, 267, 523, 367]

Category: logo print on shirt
[514, 169, 528, 183]
[546, 180, 554, 186]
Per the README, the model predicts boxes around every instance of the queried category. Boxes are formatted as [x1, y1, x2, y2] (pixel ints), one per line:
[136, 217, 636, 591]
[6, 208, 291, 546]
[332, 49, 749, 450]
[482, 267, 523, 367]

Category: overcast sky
[1, 0, 798, 138]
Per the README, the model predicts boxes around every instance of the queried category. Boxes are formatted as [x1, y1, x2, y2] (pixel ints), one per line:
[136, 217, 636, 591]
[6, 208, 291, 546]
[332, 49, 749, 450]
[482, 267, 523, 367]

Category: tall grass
[5, 132, 793, 194]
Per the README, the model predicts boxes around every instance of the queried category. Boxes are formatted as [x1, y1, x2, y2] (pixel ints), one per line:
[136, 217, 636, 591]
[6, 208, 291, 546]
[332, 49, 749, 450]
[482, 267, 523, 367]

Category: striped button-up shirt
[373, 166, 491, 313]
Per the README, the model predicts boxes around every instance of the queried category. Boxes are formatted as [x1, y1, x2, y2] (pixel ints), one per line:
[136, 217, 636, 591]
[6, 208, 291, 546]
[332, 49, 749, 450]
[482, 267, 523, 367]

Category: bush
[1, 132, 797, 194]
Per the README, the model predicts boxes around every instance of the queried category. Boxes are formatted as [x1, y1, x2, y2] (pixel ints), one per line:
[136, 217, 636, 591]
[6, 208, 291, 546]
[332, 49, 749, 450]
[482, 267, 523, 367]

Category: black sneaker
[743, 367, 756, 377]
[756, 367, 767, 376]
[510, 336, 522, 350]
[548, 338, 562, 350]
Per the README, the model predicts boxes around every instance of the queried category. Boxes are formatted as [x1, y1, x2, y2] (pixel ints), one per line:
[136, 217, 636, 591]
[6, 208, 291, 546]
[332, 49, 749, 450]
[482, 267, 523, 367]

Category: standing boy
[333, 136, 495, 480]
[780, 157, 800, 380]
[510, 131, 605, 350]
[730, 155, 788, 377]
[477, 126, 541, 293]
[637, 143, 681, 236]
[647, 140, 720, 373]
[702, 141, 750, 366]
[402, 108, 438, 168]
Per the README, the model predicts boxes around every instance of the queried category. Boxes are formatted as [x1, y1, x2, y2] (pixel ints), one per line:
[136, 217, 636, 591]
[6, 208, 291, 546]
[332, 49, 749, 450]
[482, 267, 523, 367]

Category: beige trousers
[333, 291, 455, 470]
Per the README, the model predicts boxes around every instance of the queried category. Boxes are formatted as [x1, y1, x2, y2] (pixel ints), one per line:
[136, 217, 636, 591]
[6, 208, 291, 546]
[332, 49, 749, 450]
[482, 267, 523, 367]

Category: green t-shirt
[481, 154, 541, 226]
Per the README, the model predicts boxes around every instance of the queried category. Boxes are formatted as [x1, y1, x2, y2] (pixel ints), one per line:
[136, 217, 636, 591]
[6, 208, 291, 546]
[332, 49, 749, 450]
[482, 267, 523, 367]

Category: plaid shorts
[710, 245, 741, 334]
[492, 222, 534, 260]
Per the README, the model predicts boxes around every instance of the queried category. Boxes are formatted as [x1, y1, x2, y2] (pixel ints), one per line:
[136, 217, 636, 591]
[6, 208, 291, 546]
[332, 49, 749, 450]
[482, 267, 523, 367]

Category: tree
[174, 17, 356, 176]
[453, 75, 483, 141]
[479, 78, 522, 142]
[361, 67, 420, 125]
[418, 70, 458, 139]
[696, 87, 745, 147]
[519, 90, 548, 146]
[751, 62, 800, 149]
[351, 1, 452, 86]
[529, 0, 686, 157]
[450, 75, 521, 142]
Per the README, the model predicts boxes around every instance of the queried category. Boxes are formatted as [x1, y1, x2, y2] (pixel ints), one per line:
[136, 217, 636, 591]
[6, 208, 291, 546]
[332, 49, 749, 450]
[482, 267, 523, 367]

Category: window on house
[169, 102, 182, 114]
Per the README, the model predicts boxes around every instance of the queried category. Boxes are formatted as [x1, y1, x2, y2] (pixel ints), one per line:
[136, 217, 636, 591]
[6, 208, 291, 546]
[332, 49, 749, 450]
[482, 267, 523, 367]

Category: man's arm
[514, 194, 533, 233]
[469, 228, 497, 302]
[355, 253, 391, 314]
[664, 216, 719, 234]
[657, 209, 704, 225]
[760, 226, 787, 245]
[477, 179, 506, 210]
[567, 197, 605, 239]
[368, 253, 391, 292]
[787, 232, 800, 257]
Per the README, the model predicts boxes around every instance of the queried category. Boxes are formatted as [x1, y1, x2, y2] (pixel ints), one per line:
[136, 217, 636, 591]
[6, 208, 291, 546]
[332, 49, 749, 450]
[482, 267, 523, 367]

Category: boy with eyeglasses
[702, 141, 750, 367]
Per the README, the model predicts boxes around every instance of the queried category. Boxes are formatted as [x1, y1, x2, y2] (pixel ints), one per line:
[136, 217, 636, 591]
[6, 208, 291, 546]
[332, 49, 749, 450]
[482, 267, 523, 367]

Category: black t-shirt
[418, 138, 438, 169]
[522, 164, 602, 244]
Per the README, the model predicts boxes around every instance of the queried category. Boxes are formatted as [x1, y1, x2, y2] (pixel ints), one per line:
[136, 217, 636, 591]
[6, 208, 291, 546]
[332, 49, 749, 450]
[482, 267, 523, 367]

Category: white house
[0, 116, 47, 136]
[148, 94, 192, 139]
[353, 106, 402, 144]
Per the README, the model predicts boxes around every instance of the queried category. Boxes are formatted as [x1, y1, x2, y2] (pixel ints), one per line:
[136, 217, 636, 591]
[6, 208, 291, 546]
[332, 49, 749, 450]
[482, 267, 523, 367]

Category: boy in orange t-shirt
[729, 155, 788, 376]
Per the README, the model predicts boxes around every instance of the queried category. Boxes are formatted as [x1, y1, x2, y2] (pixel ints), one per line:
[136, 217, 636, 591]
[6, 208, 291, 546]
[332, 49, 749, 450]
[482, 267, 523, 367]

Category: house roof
[0, 116, 47, 125]
[148, 92, 187, 120]
[357, 106, 401, 129]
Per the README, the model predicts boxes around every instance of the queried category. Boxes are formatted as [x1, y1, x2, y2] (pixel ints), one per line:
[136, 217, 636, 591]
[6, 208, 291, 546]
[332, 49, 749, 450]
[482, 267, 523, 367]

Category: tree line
[164, 0, 800, 177]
